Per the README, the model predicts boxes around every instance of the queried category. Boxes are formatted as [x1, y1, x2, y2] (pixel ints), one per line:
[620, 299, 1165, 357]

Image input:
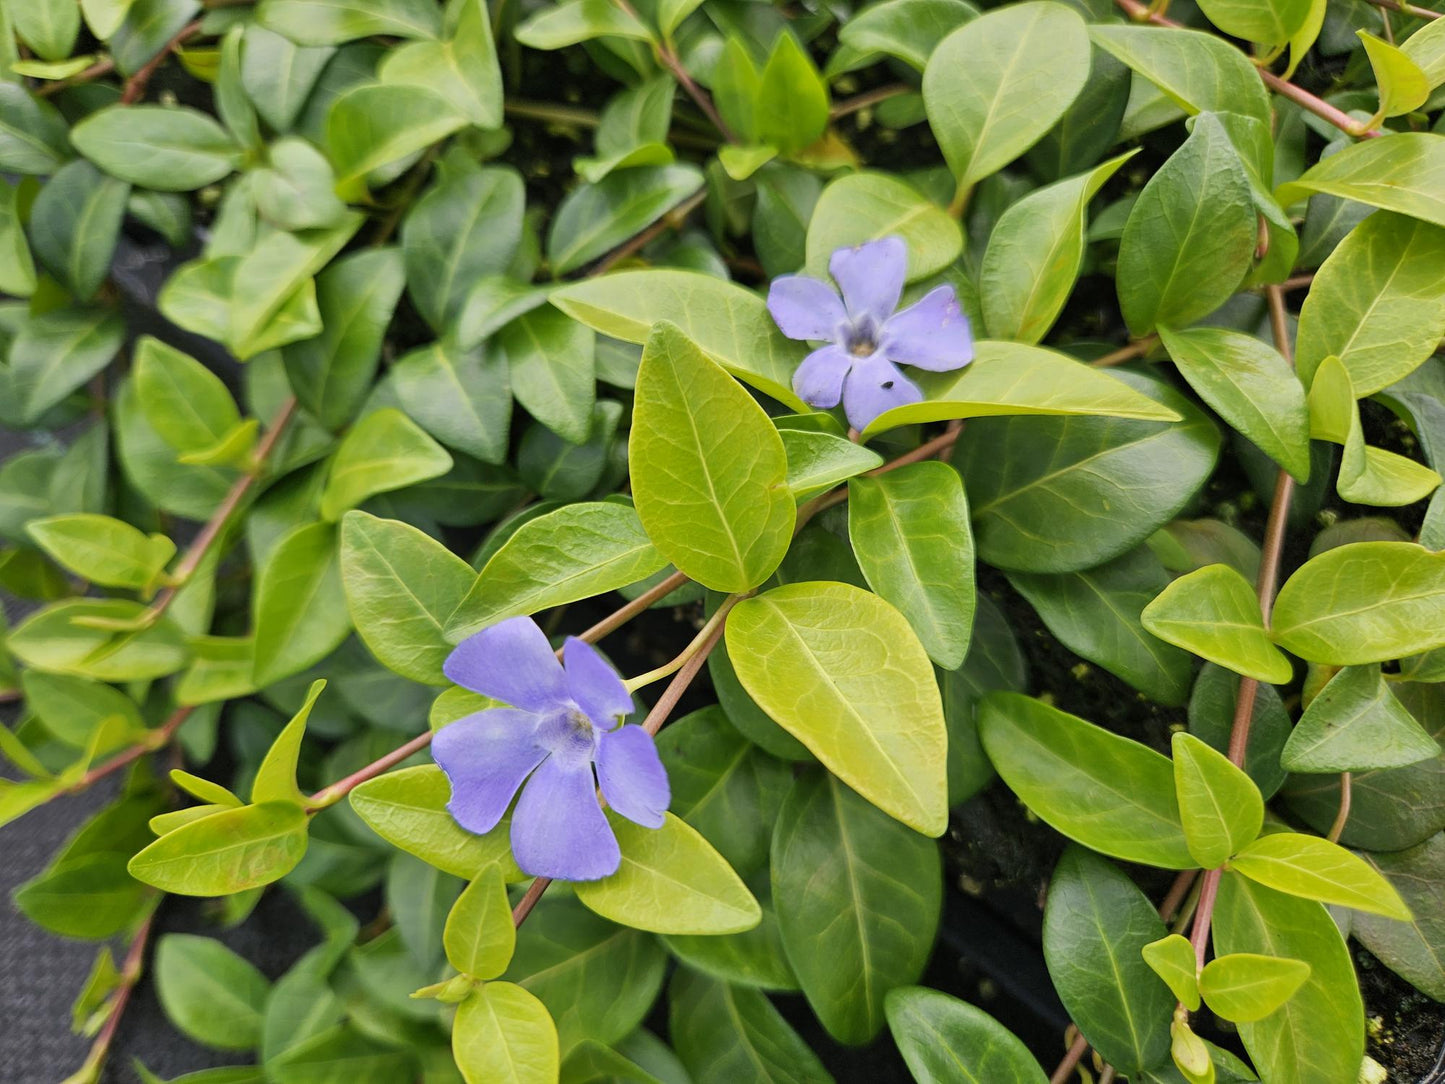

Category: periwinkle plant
[1, 0, 1444, 1082]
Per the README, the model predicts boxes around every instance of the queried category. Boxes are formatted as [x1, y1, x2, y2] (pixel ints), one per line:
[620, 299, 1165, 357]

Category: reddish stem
[65, 707, 195, 794]
[120, 20, 203, 105]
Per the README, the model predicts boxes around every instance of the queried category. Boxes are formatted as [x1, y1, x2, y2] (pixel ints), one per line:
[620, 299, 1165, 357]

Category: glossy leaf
[772, 771, 941, 1044]
[1141, 934, 1200, 1011]
[445, 866, 515, 980]
[26, 514, 174, 592]
[1142, 564, 1292, 683]
[71, 106, 240, 191]
[453, 982, 559, 1084]
[1229, 832, 1411, 919]
[977, 693, 1193, 868]
[1198, 953, 1311, 1023]
[669, 969, 834, 1084]
[804, 172, 960, 283]
[319, 408, 453, 521]
[252, 521, 349, 687]
[28, 160, 129, 301]
[128, 802, 309, 896]
[1276, 133, 1445, 229]
[1172, 732, 1263, 868]
[1088, 25, 1270, 123]
[630, 322, 793, 593]
[1359, 31, 1429, 120]
[727, 582, 948, 835]
[575, 812, 760, 935]
[848, 462, 975, 669]
[1354, 834, 1445, 1000]
[839, 0, 979, 70]
[782, 430, 883, 499]
[256, 0, 442, 43]
[499, 304, 596, 444]
[1272, 542, 1445, 664]
[923, 2, 1090, 187]
[1282, 665, 1439, 772]
[1042, 847, 1172, 1073]
[155, 935, 270, 1050]
[885, 986, 1047, 1084]
[1196, 0, 1311, 44]
[340, 511, 474, 684]
[326, 84, 466, 199]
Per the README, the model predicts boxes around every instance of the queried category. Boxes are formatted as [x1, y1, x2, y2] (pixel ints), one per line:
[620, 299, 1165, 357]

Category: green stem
[623, 593, 744, 693]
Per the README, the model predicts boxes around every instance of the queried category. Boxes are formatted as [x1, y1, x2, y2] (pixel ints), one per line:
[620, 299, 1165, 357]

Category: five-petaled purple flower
[767, 236, 973, 430]
[433, 616, 669, 882]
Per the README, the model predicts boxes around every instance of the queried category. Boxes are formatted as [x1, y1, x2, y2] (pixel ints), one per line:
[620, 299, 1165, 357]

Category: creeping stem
[64, 910, 157, 1084]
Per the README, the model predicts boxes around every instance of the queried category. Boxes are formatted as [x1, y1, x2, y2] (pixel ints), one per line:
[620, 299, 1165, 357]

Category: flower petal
[830, 236, 907, 327]
[564, 637, 633, 728]
[767, 275, 848, 341]
[444, 615, 567, 712]
[880, 285, 974, 371]
[842, 353, 922, 431]
[596, 725, 669, 829]
[510, 756, 620, 881]
[433, 708, 548, 835]
[793, 343, 851, 410]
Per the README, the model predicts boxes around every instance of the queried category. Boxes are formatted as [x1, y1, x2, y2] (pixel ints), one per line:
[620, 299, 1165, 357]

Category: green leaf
[1088, 25, 1270, 123]
[71, 105, 240, 192]
[505, 896, 666, 1056]
[662, 882, 798, 992]
[0, 180, 35, 297]
[499, 304, 596, 444]
[575, 812, 759, 934]
[547, 164, 703, 275]
[8, 599, 189, 682]
[0, 84, 73, 175]
[804, 172, 960, 283]
[980, 152, 1134, 344]
[955, 370, 1218, 573]
[753, 32, 828, 154]
[447, 501, 666, 640]
[1272, 541, 1445, 664]
[1141, 934, 1200, 1011]
[1359, 31, 1429, 122]
[1156, 326, 1310, 481]
[550, 270, 808, 411]
[252, 521, 350, 687]
[1401, 15, 1445, 87]
[155, 934, 270, 1050]
[884, 986, 1045, 1084]
[403, 164, 524, 332]
[655, 706, 791, 879]
[340, 511, 474, 684]
[282, 247, 406, 430]
[838, 0, 979, 71]
[1196, 0, 1311, 44]
[319, 408, 453, 521]
[28, 160, 129, 301]
[133, 337, 243, 454]
[978, 693, 1193, 867]
[1172, 732, 1263, 868]
[865, 339, 1181, 438]
[10, 0, 79, 60]
[1042, 847, 1173, 1073]
[1213, 874, 1363, 1083]
[349, 764, 522, 880]
[252, 678, 325, 805]
[1198, 953, 1311, 1023]
[393, 340, 511, 463]
[1276, 133, 1445, 230]
[781, 429, 883, 499]
[1230, 832, 1411, 919]
[727, 581, 948, 835]
[129, 801, 309, 895]
[1117, 114, 1254, 335]
[270, 1024, 415, 1082]
[1295, 212, 1445, 395]
[240, 25, 335, 133]
[1009, 547, 1195, 706]
[14, 852, 151, 940]
[923, 1, 1090, 187]
[1353, 834, 1445, 1000]
[227, 217, 362, 359]
[445, 866, 514, 979]
[1308, 355, 1441, 506]
[1142, 564, 1292, 683]
[668, 968, 835, 1084]
[630, 322, 793, 593]
[26, 514, 175, 592]
[378, 0, 502, 128]
[1282, 665, 1439, 772]
[21, 671, 145, 749]
[772, 771, 941, 1044]
[514, 0, 652, 49]
[453, 982, 559, 1084]
[848, 461, 975, 669]
[326, 84, 466, 199]
[6, 307, 125, 425]
[256, 0, 442, 44]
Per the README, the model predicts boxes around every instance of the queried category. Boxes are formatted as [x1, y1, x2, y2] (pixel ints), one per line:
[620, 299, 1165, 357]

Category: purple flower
[432, 616, 669, 882]
[767, 236, 973, 430]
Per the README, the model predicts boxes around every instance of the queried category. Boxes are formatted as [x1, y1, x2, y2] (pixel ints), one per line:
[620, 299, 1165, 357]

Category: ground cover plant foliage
[3, 0, 1445, 1079]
